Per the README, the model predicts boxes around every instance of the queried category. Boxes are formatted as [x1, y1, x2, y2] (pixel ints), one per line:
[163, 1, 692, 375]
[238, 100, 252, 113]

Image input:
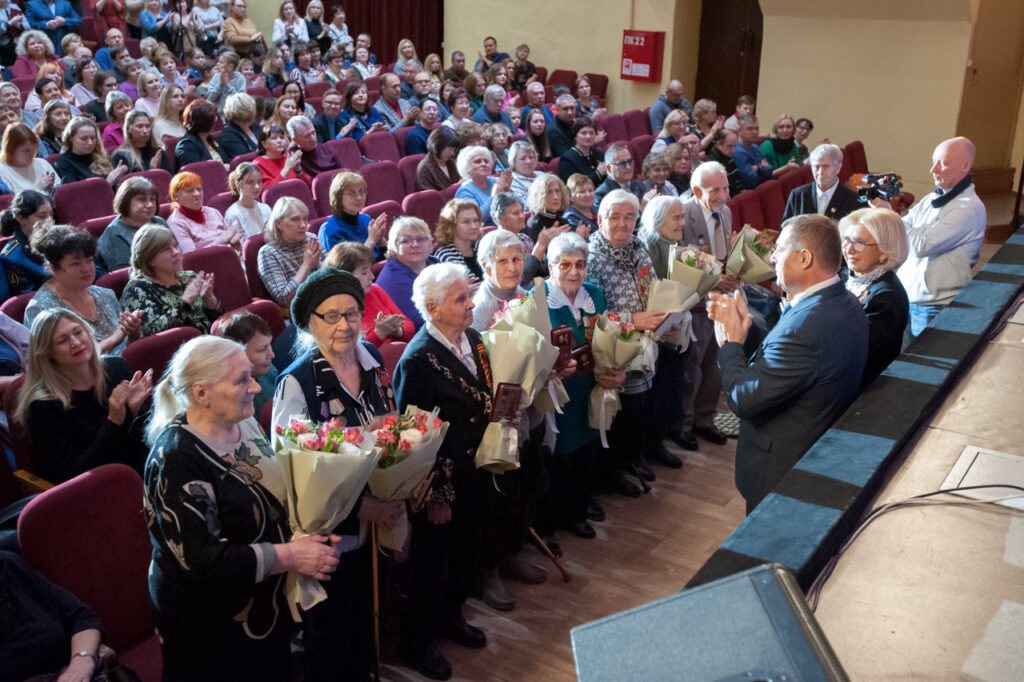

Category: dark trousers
[483, 422, 549, 567]
[685, 312, 721, 431]
[404, 467, 490, 645]
[650, 342, 689, 442]
[302, 543, 373, 682]
[537, 439, 596, 532]
[605, 388, 654, 475]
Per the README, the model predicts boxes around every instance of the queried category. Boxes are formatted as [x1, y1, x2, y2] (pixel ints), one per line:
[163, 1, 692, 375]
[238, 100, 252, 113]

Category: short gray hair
[604, 143, 629, 166]
[810, 143, 843, 168]
[412, 262, 469, 322]
[639, 195, 682, 240]
[691, 160, 727, 189]
[455, 145, 493, 179]
[546, 231, 588, 265]
[104, 90, 132, 119]
[285, 114, 314, 139]
[490, 191, 522, 224]
[483, 84, 505, 103]
[526, 82, 544, 95]
[507, 140, 536, 171]
[737, 114, 757, 127]
[597, 188, 639, 223]
[477, 228, 524, 268]
[555, 93, 575, 107]
[386, 215, 431, 257]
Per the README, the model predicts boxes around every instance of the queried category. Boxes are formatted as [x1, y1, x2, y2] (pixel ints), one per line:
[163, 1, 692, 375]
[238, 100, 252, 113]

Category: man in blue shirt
[473, 36, 509, 73]
[93, 27, 124, 71]
[471, 85, 514, 129]
[732, 114, 773, 190]
[404, 99, 440, 156]
[520, 82, 554, 130]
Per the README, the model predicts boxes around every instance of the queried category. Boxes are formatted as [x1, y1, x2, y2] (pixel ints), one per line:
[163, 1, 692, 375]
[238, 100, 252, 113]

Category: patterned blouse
[24, 284, 127, 355]
[120, 270, 223, 336]
[257, 235, 319, 306]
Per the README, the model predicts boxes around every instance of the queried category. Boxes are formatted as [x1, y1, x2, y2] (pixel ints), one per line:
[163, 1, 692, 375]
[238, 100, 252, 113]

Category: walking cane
[529, 527, 571, 582]
[371, 523, 381, 682]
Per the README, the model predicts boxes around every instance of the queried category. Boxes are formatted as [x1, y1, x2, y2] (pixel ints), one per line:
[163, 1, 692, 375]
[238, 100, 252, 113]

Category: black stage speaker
[571, 563, 849, 682]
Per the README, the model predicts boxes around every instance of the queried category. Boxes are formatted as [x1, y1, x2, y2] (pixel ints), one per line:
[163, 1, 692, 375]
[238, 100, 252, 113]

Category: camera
[857, 173, 903, 203]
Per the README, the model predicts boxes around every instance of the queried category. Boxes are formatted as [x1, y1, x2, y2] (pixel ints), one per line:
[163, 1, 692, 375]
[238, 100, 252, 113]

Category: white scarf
[547, 280, 595, 322]
[845, 266, 888, 300]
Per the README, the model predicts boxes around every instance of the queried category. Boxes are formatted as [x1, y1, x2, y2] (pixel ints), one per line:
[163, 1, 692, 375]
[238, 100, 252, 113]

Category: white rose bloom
[296, 432, 319, 450]
[399, 429, 423, 446]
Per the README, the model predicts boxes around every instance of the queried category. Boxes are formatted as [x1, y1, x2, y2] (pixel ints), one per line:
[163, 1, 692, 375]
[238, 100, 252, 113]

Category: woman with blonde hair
[422, 52, 444, 87]
[54, 116, 129, 186]
[760, 112, 802, 172]
[15, 308, 152, 484]
[152, 83, 187, 142]
[650, 108, 690, 154]
[133, 70, 165, 117]
[111, 108, 167, 174]
[120, 223, 224, 335]
[433, 198, 484, 281]
[224, 162, 271, 238]
[525, 172, 569, 242]
[257, 195, 321, 305]
[303, 0, 327, 48]
[318, 171, 387, 255]
[35, 99, 72, 158]
[145, 334, 339, 682]
[393, 38, 421, 76]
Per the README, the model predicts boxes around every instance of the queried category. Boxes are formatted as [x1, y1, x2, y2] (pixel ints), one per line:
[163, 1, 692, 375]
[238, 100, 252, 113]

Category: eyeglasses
[397, 236, 430, 246]
[611, 159, 634, 168]
[311, 309, 362, 325]
[343, 188, 367, 198]
[557, 259, 587, 272]
[842, 236, 877, 253]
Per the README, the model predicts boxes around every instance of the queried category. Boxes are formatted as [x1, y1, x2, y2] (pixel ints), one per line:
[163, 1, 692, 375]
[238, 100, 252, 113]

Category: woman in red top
[253, 123, 311, 189]
[323, 241, 414, 348]
[93, 0, 129, 36]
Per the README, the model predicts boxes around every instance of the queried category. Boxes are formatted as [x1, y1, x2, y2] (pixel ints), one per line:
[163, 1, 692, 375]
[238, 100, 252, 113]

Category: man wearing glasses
[593, 144, 644, 213]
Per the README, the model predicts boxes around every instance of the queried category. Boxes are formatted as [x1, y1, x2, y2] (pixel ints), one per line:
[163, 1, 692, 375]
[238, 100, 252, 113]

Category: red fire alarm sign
[620, 30, 664, 82]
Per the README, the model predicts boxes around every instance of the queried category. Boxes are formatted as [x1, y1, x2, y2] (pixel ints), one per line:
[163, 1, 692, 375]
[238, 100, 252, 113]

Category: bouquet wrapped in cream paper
[366, 406, 449, 551]
[586, 313, 646, 447]
[273, 417, 380, 617]
[479, 280, 561, 472]
[646, 278, 696, 350]
[725, 225, 777, 284]
[668, 244, 722, 297]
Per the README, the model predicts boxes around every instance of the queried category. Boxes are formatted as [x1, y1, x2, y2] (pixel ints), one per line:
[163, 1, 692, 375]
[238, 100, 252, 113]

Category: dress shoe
[503, 552, 547, 584]
[401, 642, 452, 680]
[694, 424, 728, 445]
[444, 616, 487, 649]
[612, 471, 643, 498]
[669, 429, 699, 450]
[535, 532, 563, 558]
[570, 521, 597, 539]
[647, 446, 683, 468]
[480, 570, 515, 611]
[632, 459, 656, 482]
[586, 498, 606, 522]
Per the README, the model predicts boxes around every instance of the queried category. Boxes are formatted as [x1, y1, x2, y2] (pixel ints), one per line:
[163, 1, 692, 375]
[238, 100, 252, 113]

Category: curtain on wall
[294, 0, 445, 67]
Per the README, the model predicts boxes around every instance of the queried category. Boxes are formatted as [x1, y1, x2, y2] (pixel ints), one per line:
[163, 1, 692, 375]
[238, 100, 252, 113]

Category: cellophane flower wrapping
[478, 279, 561, 472]
[586, 313, 645, 447]
[272, 416, 380, 617]
[646, 278, 697, 350]
[725, 225, 777, 284]
[366, 406, 449, 551]
[668, 245, 722, 297]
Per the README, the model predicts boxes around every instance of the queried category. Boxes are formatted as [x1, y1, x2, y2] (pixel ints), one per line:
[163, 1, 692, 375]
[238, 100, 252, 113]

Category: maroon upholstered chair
[378, 340, 407, 379]
[54, 178, 115, 224]
[0, 291, 34, 324]
[755, 179, 786, 232]
[18, 464, 162, 681]
[731, 190, 765, 231]
[211, 298, 286, 338]
[324, 138, 364, 170]
[398, 154, 426, 195]
[595, 113, 629, 144]
[582, 73, 609, 100]
[207, 190, 235, 217]
[547, 69, 578, 89]
[780, 167, 808, 202]
[180, 159, 230, 197]
[311, 168, 345, 218]
[844, 140, 868, 174]
[402, 190, 444, 233]
[242, 234, 271, 300]
[122, 168, 172, 203]
[123, 327, 201, 377]
[95, 267, 131, 299]
[358, 130, 401, 163]
[361, 161, 404, 204]
[181, 245, 251, 311]
[262, 179, 316, 217]
[229, 150, 260, 171]
[78, 214, 115, 239]
[628, 135, 655, 171]
[364, 200, 402, 229]
[623, 109, 651, 139]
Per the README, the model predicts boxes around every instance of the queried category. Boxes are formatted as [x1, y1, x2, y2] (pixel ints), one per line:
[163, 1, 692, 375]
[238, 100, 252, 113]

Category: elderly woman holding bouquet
[392, 262, 494, 681]
[145, 335, 342, 682]
[272, 268, 405, 682]
[586, 189, 673, 498]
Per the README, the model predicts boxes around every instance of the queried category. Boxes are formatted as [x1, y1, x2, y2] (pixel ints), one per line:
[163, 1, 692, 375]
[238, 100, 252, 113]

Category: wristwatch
[73, 650, 97, 666]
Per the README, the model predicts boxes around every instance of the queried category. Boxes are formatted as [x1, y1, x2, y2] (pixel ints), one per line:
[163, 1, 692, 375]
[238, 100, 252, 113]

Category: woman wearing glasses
[374, 217, 439, 330]
[272, 268, 405, 682]
[318, 171, 388, 257]
[838, 208, 909, 388]
[257, 196, 322, 306]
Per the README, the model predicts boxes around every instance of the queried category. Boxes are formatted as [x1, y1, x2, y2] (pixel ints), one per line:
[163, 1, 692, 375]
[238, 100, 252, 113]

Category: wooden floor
[379, 430, 747, 681]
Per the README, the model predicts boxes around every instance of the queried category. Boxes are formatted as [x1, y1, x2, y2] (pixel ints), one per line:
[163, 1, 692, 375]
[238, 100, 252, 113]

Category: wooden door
[694, 0, 763, 112]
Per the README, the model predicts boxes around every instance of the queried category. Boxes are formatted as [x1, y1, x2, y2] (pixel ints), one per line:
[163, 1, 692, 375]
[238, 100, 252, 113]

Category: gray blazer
[681, 197, 733, 257]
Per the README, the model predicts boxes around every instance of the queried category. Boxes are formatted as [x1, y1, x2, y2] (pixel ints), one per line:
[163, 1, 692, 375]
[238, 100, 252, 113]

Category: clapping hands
[117, 309, 144, 340]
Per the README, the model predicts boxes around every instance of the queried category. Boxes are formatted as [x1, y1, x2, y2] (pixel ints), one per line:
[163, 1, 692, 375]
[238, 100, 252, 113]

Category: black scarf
[769, 137, 795, 155]
[931, 172, 973, 208]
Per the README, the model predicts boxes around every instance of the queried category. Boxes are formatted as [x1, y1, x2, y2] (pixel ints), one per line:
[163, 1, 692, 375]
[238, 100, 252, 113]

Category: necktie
[710, 211, 726, 259]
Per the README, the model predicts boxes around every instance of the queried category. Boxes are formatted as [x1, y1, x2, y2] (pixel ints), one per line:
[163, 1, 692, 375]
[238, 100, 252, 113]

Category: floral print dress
[120, 270, 223, 336]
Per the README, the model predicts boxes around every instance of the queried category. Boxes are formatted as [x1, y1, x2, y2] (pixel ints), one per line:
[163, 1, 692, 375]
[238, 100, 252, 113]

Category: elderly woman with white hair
[374, 216, 439, 330]
[392, 262, 494, 681]
[454, 144, 512, 224]
[145, 334, 342, 681]
[470, 83, 515, 129]
[586, 189, 673, 497]
[471, 228, 527, 331]
[534, 232, 620, 546]
[11, 30, 64, 80]
[272, 268, 405, 682]
[490, 190, 555, 286]
[257, 195, 322, 305]
[838, 207, 910, 388]
[508, 140, 540, 207]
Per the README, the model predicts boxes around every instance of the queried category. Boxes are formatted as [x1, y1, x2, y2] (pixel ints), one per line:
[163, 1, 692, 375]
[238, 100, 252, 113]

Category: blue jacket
[403, 123, 432, 156]
[470, 106, 513, 130]
[733, 141, 773, 191]
[318, 213, 384, 259]
[0, 231, 49, 301]
[24, 0, 81, 56]
[718, 281, 868, 508]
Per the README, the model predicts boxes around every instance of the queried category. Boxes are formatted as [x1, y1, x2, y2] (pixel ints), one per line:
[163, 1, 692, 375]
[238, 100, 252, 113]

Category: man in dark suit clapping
[782, 143, 861, 222]
[709, 215, 868, 513]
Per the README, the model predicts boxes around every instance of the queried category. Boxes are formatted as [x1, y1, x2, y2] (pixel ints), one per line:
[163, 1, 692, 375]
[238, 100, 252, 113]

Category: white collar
[547, 280, 594, 320]
[788, 275, 840, 307]
[425, 321, 475, 371]
[815, 180, 839, 204]
[354, 341, 379, 371]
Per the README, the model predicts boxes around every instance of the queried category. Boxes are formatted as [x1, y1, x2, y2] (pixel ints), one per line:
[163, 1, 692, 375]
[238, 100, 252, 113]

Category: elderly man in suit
[782, 143, 861, 222]
[709, 215, 868, 513]
[677, 161, 737, 449]
[593, 144, 647, 212]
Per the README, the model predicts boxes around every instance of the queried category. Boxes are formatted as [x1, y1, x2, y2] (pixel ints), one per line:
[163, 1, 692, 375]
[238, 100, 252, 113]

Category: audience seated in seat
[557, 117, 604, 186]
[15, 308, 151, 484]
[562, 173, 600, 238]
[166, 170, 242, 254]
[433, 198, 484, 282]
[100, 90, 133, 152]
[98, 176, 169, 270]
[54, 116, 129, 187]
[760, 113, 802, 173]
[318, 171, 387, 257]
[120, 223, 224, 335]
[255, 123, 312, 189]
[224, 161, 271, 239]
[218, 92, 261, 162]
[258, 195, 322, 306]
[374, 216, 437, 330]
[25, 223, 142, 355]
[0, 190, 54, 300]
[215, 309, 279, 413]
[175, 98, 227, 169]
[111, 108, 171, 174]
[416, 126, 460, 192]
[152, 83, 187, 143]
[35, 99, 71, 158]
[0, 124, 60, 195]
[454, 145, 509, 223]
